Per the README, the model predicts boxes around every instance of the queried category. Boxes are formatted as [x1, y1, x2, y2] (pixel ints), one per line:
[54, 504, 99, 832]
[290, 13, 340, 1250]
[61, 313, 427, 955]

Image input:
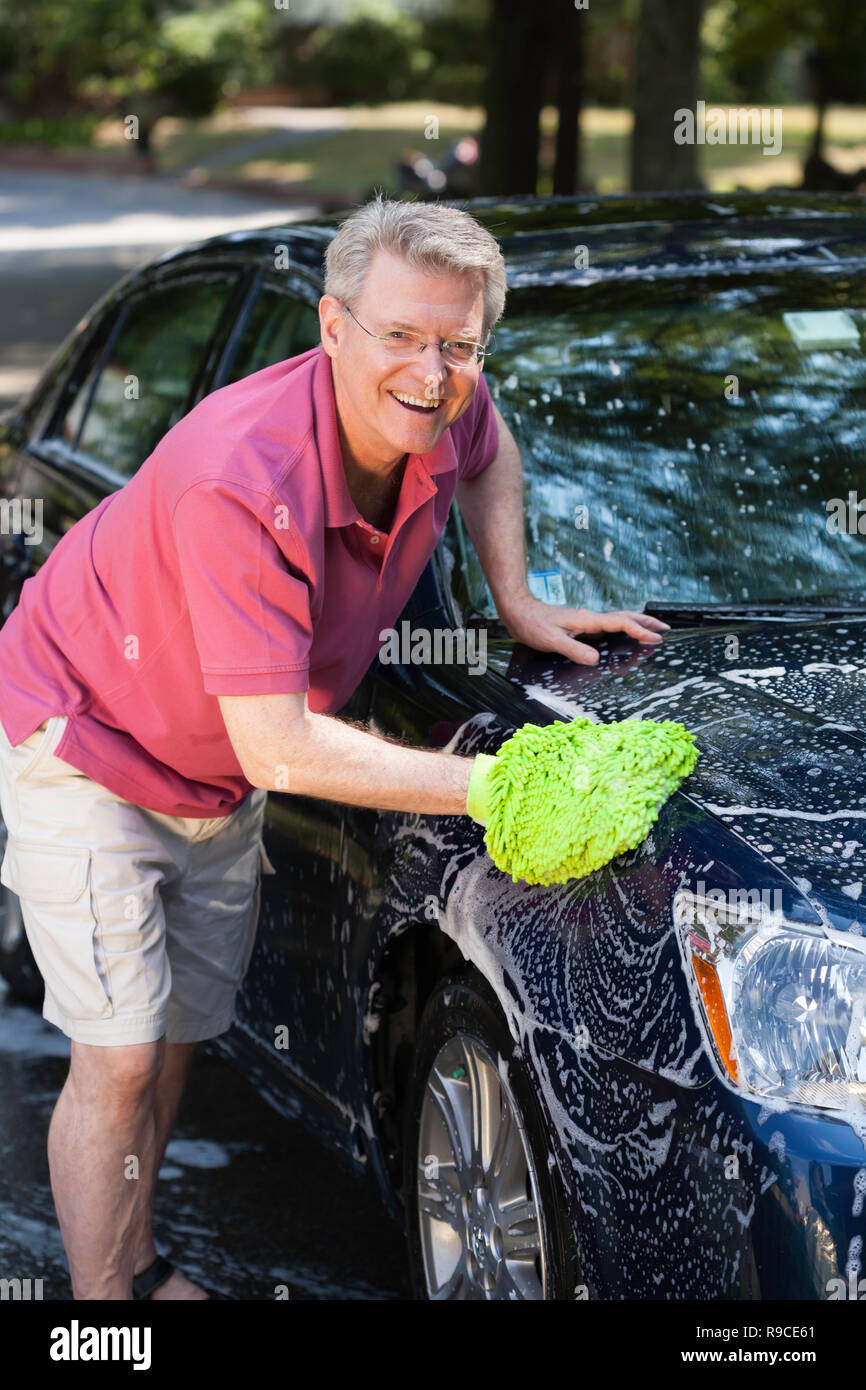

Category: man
[0, 194, 668, 1300]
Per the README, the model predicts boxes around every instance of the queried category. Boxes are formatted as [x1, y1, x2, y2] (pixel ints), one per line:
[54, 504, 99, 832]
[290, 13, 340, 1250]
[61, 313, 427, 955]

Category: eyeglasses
[341, 302, 492, 368]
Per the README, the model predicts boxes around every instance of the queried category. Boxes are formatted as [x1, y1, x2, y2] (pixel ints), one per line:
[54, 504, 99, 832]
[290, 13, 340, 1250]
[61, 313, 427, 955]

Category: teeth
[391, 391, 440, 409]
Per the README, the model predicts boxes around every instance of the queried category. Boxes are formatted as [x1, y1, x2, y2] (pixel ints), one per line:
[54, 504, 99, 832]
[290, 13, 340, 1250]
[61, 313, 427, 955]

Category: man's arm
[455, 400, 670, 664]
[454, 401, 533, 623]
[218, 692, 474, 815]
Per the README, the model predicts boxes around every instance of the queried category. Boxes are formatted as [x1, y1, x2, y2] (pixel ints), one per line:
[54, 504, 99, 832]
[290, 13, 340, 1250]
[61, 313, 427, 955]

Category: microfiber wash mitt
[465, 717, 699, 886]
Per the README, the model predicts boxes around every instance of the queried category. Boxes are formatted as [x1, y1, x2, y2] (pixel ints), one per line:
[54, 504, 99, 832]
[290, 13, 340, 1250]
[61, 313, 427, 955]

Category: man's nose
[415, 350, 448, 389]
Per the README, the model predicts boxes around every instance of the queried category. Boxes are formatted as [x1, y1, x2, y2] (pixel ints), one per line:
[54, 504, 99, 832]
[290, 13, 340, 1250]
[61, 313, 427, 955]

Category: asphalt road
[0, 172, 411, 1301]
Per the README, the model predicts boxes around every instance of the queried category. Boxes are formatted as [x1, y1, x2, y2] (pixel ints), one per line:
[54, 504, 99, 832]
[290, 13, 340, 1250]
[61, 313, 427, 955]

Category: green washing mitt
[465, 717, 700, 886]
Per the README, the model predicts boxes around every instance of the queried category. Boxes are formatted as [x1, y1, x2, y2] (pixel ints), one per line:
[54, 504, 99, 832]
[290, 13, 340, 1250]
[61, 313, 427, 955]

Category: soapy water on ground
[0, 984, 410, 1300]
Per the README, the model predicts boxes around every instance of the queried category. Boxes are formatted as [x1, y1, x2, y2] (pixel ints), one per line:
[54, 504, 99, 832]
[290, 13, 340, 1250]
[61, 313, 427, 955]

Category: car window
[460, 278, 866, 615]
[225, 286, 321, 382]
[58, 275, 235, 476]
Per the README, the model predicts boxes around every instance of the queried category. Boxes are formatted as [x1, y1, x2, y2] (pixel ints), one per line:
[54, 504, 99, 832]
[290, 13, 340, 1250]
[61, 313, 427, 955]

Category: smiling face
[319, 247, 487, 474]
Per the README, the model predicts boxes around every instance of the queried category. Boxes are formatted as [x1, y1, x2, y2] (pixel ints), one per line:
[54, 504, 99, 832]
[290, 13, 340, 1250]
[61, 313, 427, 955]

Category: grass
[181, 101, 866, 197]
[149, 123, 259, 172]
[155, 101, 486, 196]
[7, 101, 866, 197]
[216, 125, 480, 196]
[543, 103, 866, 194]
[0, 114, 102, 149]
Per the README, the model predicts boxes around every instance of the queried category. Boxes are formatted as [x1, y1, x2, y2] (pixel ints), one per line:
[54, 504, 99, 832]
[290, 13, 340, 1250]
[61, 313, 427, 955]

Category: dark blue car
[2, 192, 866, 1300]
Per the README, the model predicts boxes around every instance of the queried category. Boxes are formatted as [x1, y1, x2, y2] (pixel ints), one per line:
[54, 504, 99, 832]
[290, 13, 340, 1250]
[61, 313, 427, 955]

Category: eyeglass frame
[339, 300, 494, 367]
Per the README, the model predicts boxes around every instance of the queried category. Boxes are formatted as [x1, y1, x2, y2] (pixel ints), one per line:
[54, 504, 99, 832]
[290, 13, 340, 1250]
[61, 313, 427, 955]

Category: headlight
[674, 889, 866, 1112]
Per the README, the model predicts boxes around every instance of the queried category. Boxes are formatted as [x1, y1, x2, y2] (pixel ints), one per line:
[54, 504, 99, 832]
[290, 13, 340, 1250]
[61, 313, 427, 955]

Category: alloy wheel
[416, 1032, 547, 1299]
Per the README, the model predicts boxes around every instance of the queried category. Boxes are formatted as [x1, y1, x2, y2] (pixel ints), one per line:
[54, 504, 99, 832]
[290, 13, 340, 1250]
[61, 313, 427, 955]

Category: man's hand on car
[497, 594, 671, 666]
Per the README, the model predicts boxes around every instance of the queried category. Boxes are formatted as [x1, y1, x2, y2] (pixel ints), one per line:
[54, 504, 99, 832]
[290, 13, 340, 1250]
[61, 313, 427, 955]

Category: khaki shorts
[0, 714, 271, 1047]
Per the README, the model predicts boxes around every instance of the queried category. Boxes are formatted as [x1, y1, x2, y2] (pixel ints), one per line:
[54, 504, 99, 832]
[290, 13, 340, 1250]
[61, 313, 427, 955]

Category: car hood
[500, 613, 866, 934]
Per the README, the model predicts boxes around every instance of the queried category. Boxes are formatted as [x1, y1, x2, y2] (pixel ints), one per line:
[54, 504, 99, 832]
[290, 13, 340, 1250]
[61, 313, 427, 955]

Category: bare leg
[131, 1039, 207, 1300]
[47, 1037, 208, 1300]
[47, 1038, 165, 1299]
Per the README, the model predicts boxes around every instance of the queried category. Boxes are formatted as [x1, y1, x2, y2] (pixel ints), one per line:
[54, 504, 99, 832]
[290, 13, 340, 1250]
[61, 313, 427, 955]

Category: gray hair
[323, 192, 507, 341]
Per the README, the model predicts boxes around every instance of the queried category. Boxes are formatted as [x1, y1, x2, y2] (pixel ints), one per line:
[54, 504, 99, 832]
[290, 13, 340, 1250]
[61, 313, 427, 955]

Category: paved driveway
[0, 987, 411, 1300]
[0, 170, 321, 410]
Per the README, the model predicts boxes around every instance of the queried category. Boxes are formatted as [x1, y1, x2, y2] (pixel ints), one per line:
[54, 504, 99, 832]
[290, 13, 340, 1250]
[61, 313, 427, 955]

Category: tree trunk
[808, 98, 827, 163]
[553, 0, 586, 195]
[479, 0, 556, 196]
[630, 0, 705, 193]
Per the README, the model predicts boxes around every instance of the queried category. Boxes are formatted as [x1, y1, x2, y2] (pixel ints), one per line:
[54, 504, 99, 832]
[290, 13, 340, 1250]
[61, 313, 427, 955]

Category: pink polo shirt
[0, 345, 499, 816]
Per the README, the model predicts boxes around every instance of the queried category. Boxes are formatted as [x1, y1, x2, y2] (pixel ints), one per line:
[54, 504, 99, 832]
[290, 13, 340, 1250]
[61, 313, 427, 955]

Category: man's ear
[319, 295, 346, 359]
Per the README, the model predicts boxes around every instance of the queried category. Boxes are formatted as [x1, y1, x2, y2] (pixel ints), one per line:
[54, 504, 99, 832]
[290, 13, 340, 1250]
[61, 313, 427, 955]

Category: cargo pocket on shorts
[0, 839, 112, 1020]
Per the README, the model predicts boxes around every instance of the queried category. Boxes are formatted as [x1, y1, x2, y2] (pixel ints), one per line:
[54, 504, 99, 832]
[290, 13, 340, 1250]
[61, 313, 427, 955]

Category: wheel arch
[360, 916, 577, 1254]
[363, 920, 475, 1215]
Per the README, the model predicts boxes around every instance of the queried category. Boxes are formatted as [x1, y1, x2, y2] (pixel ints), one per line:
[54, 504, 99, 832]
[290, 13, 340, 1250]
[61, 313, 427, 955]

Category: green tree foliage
[299, 13, 430, 105]
[723, 0, 866, 109]
[720, 0, 866, 181]
[290, 6, 493, 107]
[0, 0, 273, 124]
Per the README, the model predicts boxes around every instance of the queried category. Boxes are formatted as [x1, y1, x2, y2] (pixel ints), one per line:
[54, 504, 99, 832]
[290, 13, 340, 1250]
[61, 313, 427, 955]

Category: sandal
[132, 1254, 175, 1300]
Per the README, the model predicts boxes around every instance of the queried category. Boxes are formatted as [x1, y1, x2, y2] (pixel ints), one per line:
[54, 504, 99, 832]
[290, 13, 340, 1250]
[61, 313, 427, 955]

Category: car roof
[147, 189, 866, 287]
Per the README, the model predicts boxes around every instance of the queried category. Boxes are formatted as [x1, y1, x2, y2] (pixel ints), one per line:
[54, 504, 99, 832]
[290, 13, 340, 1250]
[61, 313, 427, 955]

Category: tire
[403, 967, 578, 1300]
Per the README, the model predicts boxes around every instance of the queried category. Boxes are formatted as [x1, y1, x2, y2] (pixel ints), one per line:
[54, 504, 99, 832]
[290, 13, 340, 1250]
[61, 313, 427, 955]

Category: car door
[217, 275, 377, 1124]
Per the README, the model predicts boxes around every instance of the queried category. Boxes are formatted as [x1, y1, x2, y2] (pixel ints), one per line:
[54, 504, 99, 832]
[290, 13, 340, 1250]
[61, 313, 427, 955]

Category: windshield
[461, 272, 866, 616]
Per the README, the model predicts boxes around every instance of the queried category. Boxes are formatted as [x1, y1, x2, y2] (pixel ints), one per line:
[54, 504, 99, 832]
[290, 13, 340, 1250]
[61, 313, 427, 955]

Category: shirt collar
[312, 345, 456, 530]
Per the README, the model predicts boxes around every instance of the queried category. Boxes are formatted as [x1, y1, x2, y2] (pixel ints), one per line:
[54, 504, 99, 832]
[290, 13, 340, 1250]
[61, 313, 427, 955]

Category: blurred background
[3, 0, 866, 407]
[2, 0, 866, 206]
[2, 0, 866, 1301]
[5, 0, 865, 414]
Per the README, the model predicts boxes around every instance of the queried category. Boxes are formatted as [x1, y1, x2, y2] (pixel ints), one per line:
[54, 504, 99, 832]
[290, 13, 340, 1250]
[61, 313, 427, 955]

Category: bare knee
[67, 1037, 166, 1110]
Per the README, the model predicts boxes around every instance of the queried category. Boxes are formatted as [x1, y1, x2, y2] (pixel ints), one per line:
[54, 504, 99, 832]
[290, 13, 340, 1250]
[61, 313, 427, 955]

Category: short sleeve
[172, 480, 312, 696]
[451, 370, 500, 481]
